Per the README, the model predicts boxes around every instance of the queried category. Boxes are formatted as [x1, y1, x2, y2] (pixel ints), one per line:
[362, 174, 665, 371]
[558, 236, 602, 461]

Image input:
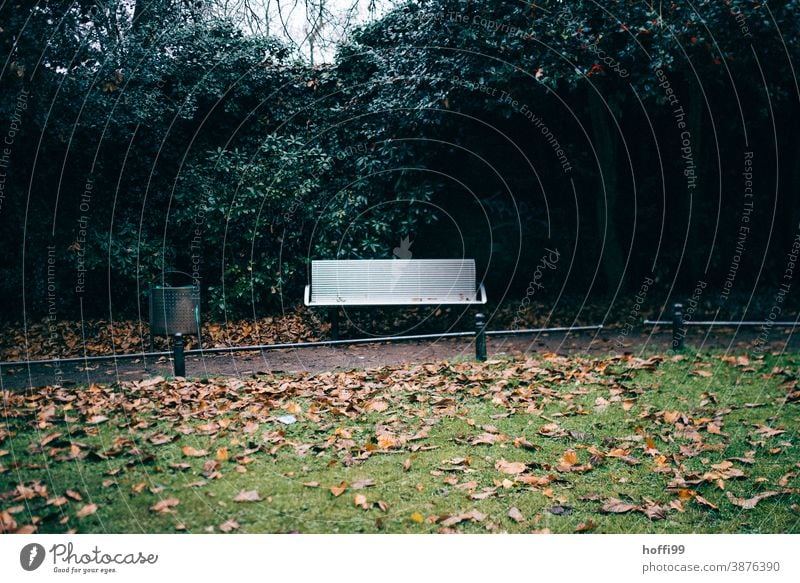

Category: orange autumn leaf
[329, 482, 348, 497]
[182, 446, 208, 457]
[495, 459, 526, 475]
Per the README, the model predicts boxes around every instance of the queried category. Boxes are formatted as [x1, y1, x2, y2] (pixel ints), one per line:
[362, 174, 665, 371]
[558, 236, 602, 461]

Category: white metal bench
[304, 259, 487, 338]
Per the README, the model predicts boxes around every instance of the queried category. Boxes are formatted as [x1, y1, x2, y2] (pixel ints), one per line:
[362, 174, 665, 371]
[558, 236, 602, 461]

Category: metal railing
[0, 318, 604, 376]
[644, 303, 798, 350]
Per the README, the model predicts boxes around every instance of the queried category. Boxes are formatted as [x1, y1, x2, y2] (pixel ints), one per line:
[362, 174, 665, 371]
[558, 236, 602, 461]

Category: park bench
[304, 259, 487, 338]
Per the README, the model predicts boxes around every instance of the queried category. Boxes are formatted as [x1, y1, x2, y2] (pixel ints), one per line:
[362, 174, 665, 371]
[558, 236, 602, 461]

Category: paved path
[1, 327, 797, 390]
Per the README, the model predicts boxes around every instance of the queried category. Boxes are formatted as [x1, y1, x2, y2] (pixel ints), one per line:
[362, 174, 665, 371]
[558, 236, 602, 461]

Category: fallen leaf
[365, 400, 389, 413]
[219, 519, 240, 533]
[440, 509, 486, 527]
[471, 432, 504, 445]
[642, 504, 666, 520]
[182, 446, 208, 457]
[354, 493, 369, 509]
[495, 459, 526, 475]
[329, 482, 348, 497]
[410, 511, 424, 524]
[547, 505, 573, 516]
[754, 425, 785, 438]
[508, 507, 524, 523]
[76, 503, 98, 518]
[726, 491, 781, 509]
[601, 498, 639, 514]
[234, 490, 262, 502]
[694, 495, 718, 510]
[575, 519, 598, 532]
[149, 434, 175, 445]
[0, 510, 17, 533]
[150, 498, 179, 513]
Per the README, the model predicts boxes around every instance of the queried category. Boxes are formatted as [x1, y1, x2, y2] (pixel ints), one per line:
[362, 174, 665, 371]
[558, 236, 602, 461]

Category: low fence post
[475, 312, 487, 361]
[329, 308, 339, 340]
[672, 303, 684, 350]
[173, 333, 186, 377]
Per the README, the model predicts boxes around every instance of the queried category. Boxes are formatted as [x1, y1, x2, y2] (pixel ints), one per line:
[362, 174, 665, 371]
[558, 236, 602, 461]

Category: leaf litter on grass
[0, 353, 798, 533]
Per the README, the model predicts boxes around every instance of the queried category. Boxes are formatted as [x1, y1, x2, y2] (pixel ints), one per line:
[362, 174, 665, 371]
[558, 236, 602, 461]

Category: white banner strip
[1, 534, 797, 583]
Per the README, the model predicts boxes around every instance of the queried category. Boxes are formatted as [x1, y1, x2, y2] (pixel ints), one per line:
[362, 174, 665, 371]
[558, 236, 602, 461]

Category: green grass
[1, 349, 799, 533]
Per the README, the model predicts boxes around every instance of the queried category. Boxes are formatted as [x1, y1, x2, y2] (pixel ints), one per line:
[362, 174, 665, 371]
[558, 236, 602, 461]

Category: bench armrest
[477, 283, 487, 304]
[304, 285, 311, 306]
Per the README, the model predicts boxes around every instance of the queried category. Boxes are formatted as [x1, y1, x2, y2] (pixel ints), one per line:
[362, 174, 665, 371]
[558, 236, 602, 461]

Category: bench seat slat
[305, 259, 485, 306]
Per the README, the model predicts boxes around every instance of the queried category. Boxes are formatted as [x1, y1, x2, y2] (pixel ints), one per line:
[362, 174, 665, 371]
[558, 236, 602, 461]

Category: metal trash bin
[148, 272, 202, 377]
[149, 285, 201, 338]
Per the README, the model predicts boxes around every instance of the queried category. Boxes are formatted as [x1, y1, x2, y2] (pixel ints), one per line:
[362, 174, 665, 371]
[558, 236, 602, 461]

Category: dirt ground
[2, 326, 798, 391]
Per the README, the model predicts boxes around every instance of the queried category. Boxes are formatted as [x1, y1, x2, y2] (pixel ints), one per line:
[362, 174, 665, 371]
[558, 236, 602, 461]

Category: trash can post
[672, 303, 684, 351]
[475, 312, 487, 362]
[173, 333, 186, 377]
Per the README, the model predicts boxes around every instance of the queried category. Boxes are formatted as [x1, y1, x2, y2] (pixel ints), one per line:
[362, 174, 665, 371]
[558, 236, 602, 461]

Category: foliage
[1, 0, 800, 321]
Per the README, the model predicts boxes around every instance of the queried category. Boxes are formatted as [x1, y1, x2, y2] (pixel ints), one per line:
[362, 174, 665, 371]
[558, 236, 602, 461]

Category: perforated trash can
[149, 285, 201, 338]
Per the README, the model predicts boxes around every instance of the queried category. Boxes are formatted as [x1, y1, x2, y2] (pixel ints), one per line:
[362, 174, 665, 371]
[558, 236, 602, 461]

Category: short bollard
[475, 312, 487, 362]
[173, 333, 186, 377]
[672, 303, 684, 351]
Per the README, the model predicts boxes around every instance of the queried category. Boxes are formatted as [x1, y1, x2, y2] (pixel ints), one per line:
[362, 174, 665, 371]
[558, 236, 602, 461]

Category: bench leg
[475, 312, 487, 362]
[329, 308, 339, 340]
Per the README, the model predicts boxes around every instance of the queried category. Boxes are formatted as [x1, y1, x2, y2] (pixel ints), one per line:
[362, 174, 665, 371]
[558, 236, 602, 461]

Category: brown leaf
[219, 519, 240, 533]
[365, 400, 389, 413]
[508, 507, 524, 523]
[351, 479, 375, 490]
[471, 432, 505, 445]
[725, 490, 781, 509]
[149, 434, 175, 445]
[601, 498, 640, 514]
[0, 510, 17, 533]
[495, 459, 526, 475]
[76, 503, 98, 518]
[131, 482, 148, 494]
[754, 425, 785, 438]
[642, 504, 666, 520]
[182, 446, 209, 457]
[150, 498, 180, 513]
[440, 509, 487, 527]
[234, 490, 262, 502]
[329, 482, 348, 497]
[87, 415, 109, 425]
[354, 493, 369, 509]
[575, 519, 598, 532]
[694, 495, 718, 510]
[65, 489, 83, 501]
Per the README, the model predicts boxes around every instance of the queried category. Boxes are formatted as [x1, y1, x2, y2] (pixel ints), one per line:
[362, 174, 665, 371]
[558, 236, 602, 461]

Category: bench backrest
[310, 259, 479, 305]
